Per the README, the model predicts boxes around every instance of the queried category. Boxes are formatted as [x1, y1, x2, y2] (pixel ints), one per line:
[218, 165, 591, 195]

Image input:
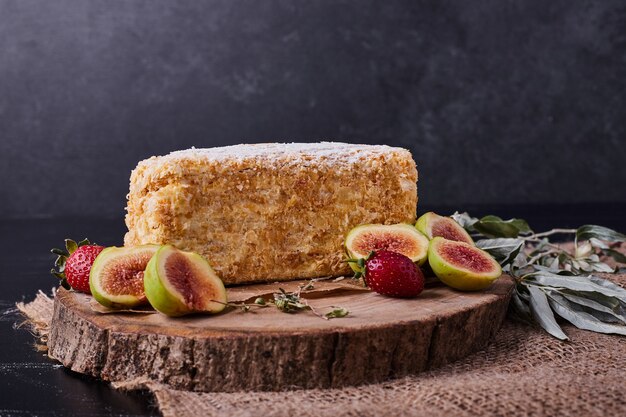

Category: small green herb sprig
[218, 281, 349, 320]
[451, 213, 626, 340]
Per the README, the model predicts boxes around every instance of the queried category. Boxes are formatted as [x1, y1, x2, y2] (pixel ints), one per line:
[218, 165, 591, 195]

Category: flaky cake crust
[124, 143, 417, 284]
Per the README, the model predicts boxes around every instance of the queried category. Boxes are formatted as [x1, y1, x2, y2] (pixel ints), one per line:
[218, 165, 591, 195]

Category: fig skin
[344, 223, 429, 266]
[428, 237, 501, 291]
[90, 245, 159, 309]
[144, 245, 227, 317]
[415, 212, 474, 245]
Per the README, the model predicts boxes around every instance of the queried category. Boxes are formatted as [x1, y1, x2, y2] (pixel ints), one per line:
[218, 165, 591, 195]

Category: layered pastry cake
[124, 142, 417, 284]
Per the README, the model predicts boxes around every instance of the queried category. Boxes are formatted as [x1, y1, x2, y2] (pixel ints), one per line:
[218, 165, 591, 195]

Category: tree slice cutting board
[48, 277, 514, 392]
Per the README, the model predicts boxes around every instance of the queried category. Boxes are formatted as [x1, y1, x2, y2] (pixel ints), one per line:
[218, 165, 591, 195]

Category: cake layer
[124, 142, 418, 284]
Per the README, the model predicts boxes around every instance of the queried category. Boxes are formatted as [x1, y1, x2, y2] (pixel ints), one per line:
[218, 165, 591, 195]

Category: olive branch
[451, 212, 626, 340]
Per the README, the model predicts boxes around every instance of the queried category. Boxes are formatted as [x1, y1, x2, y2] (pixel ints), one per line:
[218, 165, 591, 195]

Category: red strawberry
[51, 239, 105, 294]
[350, 250, 425, 298]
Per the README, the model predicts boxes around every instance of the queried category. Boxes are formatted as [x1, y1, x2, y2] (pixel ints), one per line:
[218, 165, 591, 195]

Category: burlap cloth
[17, 273, 626, 417]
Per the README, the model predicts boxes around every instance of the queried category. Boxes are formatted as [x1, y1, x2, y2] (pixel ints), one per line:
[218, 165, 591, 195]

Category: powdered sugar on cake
[162, 142, 410, 167]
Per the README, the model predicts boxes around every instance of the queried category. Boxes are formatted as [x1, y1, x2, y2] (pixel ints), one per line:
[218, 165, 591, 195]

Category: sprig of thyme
[452, 212, 626, 340]
[217, 280, 349, 320]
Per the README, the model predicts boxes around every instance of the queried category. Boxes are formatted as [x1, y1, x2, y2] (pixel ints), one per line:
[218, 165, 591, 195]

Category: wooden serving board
[48, 277, 514, 392]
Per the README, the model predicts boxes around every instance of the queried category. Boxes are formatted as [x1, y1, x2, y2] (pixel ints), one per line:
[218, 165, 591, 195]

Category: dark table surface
[1, 203, 625, 416]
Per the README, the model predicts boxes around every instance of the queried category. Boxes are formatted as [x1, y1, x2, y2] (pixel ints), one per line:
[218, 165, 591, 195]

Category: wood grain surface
[48, 277, 514, 392]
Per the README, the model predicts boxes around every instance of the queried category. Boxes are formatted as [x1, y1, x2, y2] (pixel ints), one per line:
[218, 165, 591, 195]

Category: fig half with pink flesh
[90, 245, 160, 309]
[144, 245, 227, 317]
[344, 223, 429, 266]
[428, 237, 501, 291]
[415, 212, 474, 244]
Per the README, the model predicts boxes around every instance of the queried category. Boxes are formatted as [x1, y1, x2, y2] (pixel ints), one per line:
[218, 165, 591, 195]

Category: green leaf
[587, 275, 626, 296]
[524, 271, 626, 303]
[509, 288, 533, 324]
[325, 307, 349, 319]
[559, 291, 626, 324]
[50, 268, 69, 289]
[589, 238, 610, 249]
[450, 212, 478, 232]
[575, 242, 594, 259]
[527, 285, 569, 340]
[512, 251, 529, 269]
[476, 238, 524, 266]
[528, 238, 550, 254]
[604, 249, 626, 264]
[588, 262, 614, 273]
[65, 239, 78, 255]
[576, 225, 626, 243]
[51, 248, 68, 256]
[54, 255, 65, 268]
[582, 290, 624, 310]
[473, 215, 532, 238]
[547, 292, 626, 336]
[77, 238, 91, 247]
[509, 218, 532, 233]
[50, 268, 65, 280]
[547, 256, 560, 272]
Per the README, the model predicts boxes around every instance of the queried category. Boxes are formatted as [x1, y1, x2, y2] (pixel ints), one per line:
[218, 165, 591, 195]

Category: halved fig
[428, 237, 501, 291]
[416, 212, 474, 244]
[90, 245, 159, 308]
[345, 223, 429, 266]
[144, 245, 227, 317]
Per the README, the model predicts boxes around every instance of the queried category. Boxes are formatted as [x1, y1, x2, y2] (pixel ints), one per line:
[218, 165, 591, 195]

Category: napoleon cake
[124, 142, 418, 285]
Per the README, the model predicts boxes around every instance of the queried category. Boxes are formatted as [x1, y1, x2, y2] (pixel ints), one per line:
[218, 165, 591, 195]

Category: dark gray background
[1, 0, 625, 219]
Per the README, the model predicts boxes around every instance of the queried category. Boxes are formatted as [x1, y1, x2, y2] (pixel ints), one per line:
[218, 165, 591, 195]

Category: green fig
[89, 245, 159, 308]
[416, 212, 474, 244]
[344, 223, 429, 266]
[428, 237, 501, 291]
[144, 245, 227, 317]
